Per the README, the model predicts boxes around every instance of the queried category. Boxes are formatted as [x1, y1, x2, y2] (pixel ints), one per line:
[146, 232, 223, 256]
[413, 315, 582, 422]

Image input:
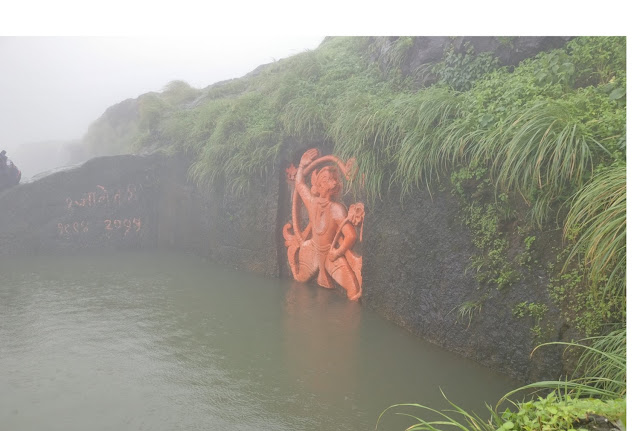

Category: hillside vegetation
[81, 36, 626, 430]
[83, 36, 625, 332]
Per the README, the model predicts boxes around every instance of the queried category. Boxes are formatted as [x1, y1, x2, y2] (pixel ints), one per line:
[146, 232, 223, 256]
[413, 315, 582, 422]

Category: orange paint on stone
[66, 184, 142, 210]
[283, 149, 364, 301]
[103, 217, 142, 235]
[285, 163, 297, 182]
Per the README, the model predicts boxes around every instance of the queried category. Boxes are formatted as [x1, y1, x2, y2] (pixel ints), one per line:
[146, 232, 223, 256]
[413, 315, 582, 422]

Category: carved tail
[283, 222, 301, 279]
[283, 222, 311, 281]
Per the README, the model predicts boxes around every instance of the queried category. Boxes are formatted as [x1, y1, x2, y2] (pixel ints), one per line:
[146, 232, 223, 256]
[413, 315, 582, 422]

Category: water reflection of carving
[283, 282, 361, 398]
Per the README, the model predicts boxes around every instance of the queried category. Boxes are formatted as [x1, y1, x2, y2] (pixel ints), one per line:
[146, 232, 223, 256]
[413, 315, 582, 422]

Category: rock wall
[0, 153, 280, 279]
[0, 154, 163, 255]
[209, 175, 280, 277]
[0, 152, 565, 381]
[361, 189, 565, 381]
[371, 36, 573, 85]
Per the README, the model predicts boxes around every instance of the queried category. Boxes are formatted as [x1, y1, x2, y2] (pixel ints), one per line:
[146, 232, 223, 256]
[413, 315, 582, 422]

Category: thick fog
[0, 36, 324, 179]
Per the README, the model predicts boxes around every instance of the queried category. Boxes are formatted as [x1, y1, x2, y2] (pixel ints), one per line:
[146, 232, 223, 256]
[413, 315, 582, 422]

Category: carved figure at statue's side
[283, 148, 364, 301]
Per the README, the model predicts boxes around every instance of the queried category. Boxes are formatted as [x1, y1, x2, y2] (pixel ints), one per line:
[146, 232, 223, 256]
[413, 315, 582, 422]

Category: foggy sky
[0, 36, 324, 148]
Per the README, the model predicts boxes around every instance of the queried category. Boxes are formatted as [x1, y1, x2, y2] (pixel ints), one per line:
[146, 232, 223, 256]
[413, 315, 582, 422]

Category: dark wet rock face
[0, 154, 163, 255]
[372, 36, 572, 85]
[574, 415, 623, 431]
[0, 161, 21, 191]
[209, 176, 280, 277]
[0, 153, 280, 278]
[361, 189, 565, 381]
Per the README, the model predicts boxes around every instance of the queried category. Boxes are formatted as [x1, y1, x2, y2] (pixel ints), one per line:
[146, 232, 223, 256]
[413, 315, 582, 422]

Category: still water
[1, 251, 519, 431]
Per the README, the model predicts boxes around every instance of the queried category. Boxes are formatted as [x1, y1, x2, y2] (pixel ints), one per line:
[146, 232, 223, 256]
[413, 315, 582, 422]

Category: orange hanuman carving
[283, 149, 364, 301]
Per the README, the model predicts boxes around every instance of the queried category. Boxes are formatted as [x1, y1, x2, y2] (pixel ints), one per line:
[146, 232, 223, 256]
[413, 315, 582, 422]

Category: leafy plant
[377, 390, 499, 431]
[498, 393, 625, 431]
[377, 391, 625, 431]
[532, 50, 575, 88]
[563, 164, 626, 301]
[431, 42, 500, 91]
[503, 328, 626, 402]
[567, 36, 626, 88]
[378, 327, 626, 431]
[513, 302, 549, 340]
[449, 299, 484, 329]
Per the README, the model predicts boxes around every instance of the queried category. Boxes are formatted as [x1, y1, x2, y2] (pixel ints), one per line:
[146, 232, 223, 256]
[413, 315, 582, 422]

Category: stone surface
[209, 176, 280, 277]
[0, 153, 280, 278]
[361, 187, 565, 382]
[0, 154, 163, 256]
[372, 36, 573, 85]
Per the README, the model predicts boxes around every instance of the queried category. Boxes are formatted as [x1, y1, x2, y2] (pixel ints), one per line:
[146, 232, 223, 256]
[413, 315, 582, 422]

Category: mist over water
[1, 251, 519, 431]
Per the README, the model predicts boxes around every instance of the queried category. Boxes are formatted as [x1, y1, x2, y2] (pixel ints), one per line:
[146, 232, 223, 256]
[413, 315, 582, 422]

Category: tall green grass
[502, 329, 626, 402]
[478, 100, 600, 226]
[563, 164, 626, 301]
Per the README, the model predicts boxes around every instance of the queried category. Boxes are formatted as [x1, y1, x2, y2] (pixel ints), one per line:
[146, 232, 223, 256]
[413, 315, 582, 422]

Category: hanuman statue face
[315, 166, 342, 199]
